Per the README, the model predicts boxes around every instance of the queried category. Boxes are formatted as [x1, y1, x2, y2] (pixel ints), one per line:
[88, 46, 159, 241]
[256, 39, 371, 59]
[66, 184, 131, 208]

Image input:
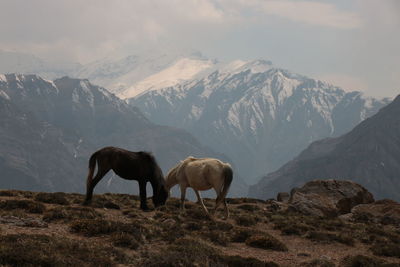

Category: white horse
[165, 157, 233, 219]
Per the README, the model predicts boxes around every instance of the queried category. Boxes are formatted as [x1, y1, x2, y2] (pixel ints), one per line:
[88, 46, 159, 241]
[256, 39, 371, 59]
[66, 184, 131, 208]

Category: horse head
[153, 185, 168, 207]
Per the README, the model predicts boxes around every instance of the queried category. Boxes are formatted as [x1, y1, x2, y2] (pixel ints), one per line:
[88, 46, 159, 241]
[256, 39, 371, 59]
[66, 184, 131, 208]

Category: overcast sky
[0, 0, 399, 98]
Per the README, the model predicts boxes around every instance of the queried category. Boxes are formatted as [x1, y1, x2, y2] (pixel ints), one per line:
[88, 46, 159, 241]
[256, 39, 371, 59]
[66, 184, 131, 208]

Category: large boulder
[288, 180, 374, 217]
[351, 199, 400, 226]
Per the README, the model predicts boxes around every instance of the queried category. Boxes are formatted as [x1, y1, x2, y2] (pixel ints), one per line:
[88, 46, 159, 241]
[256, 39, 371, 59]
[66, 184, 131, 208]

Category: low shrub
[226, 198, 266, 204]
[340, 255, 388, 267]
[234, 215, 259, 227]
[201, 230, 229, 246]
[0, 200, 45, 214]
[302, 259, 335, 267]
[230, 228, 256, 243]
[205, 220, 234, 232]
[0, 234, 131, 266]
[185, 208, 210, 220]
[89, 196, 120, 210]
[110, 232, 140, 249]
[34, 192, 69, 205]
[245, 234, 288, 251]
[0, 190, 17, 197]
[70, 218, 143, 239]
[220, 255, 279, 267]
[306, 231, 354, 246]
[371, 242, 400, 258]
[43, 206, 102, 222]
[236, 204, 261, 212]
[140, 237, 220, 266]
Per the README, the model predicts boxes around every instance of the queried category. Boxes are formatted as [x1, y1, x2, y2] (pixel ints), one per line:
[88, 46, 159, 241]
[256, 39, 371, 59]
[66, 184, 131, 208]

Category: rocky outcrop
[351, 199, 400, 226]
[287, 180, 374, 217]
[276, 192, 290, 203]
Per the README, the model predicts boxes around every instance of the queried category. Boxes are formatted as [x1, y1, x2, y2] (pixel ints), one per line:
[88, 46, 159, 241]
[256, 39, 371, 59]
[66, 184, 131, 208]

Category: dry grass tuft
[70, 218, 144, 239]
[0, 199, 45, 214]
[0, 234, 132, 266]
[140, 237, 220, 266]
[34, 192, 69, 205]
[245, 234, 288, 251]
[306, 231, 355, 246]
[43, 206, 102, 222]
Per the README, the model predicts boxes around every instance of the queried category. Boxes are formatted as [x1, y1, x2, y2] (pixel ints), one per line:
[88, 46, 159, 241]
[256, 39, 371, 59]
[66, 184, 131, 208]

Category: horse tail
[87, 151, 98, 185]
[220, 164, 233, 199]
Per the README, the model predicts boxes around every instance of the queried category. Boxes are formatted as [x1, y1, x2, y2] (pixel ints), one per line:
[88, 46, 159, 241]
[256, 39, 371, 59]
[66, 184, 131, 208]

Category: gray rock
[287, 179, 374, 217]
[276, 192, 290, 203]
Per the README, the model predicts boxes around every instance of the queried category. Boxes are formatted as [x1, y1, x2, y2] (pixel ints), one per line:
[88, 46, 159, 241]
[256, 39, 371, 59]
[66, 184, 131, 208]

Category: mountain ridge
[249, 95, 400, 201]
[129, 63, 390, 183]
[0, 73, 247, 196]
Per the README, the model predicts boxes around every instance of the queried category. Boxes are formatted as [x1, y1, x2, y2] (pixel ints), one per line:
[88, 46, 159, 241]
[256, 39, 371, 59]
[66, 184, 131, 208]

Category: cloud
[0, 0, 236, 62]
[233, 0, 362, 29]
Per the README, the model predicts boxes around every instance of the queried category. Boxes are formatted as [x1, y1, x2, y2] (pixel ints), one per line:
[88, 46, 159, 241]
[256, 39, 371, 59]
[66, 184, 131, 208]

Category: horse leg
[194, 189, 210, 216]
[212, 188, 224, 216]
[139, 180, 149, 211]
[84, 167, 109, 205]
[180, 185, 187, 211]
[223, 199, 229, 219]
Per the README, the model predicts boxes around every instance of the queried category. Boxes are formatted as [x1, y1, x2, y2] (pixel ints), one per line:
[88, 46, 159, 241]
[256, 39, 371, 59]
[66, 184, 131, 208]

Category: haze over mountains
[130, 60, 389, 183]
[249, 95, 400, 201]
[0, 73, 246, 196]
[0, 50, 397, 200]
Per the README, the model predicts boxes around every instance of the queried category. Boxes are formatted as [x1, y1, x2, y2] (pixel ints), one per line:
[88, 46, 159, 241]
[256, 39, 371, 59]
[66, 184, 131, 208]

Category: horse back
[184, 158, 229, 189]
[96, 147, 157, 180]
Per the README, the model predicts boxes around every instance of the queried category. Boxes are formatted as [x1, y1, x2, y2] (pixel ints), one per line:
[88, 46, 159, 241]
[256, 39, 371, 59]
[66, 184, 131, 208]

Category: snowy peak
[223, 59, 273, 75]
[121, 57, 218, 98]
[129, 66, 389, 183]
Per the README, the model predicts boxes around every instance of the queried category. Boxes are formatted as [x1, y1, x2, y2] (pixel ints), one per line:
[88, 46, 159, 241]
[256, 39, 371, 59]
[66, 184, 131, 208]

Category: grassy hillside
[0, 190, 399, 266]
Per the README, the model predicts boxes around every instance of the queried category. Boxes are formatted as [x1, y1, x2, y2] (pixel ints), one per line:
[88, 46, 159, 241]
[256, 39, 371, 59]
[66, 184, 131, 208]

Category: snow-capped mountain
[0, 74, 247, 196]
[129, 61, 390, 183]
[74, 52, 219, 97]
[249, 95, 400, 201]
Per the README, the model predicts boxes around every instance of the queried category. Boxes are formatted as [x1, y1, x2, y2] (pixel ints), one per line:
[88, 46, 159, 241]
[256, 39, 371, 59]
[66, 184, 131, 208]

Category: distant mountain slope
[0, 85, 84, 191]
[249, 95, 400, 201]
[0, 74, 247, 196]
[129, 61, 389, 183]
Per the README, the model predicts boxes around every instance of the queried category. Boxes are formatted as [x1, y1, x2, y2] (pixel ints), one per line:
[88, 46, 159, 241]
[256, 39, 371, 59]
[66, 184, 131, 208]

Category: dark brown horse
[83, 146, 168, 210]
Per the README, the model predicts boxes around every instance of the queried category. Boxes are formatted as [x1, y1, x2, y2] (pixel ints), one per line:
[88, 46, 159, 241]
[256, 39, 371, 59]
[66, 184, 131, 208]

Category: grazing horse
[83, 147, 168, 211]
[165, 157, 233, 219]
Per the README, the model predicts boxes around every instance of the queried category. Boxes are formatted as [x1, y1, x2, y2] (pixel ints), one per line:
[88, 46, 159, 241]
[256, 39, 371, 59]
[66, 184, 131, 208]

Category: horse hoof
[141, 206, 151, 212]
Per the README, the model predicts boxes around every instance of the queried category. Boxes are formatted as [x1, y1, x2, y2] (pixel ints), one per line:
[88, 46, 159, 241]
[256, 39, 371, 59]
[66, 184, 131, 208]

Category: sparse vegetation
[221, 255, 279, 267]
[70, 218, 144, 239]
[306, 231, 355, 246]
[340, 255, 391, 267]
[43, 206, 102, 222]
[140, 237, 220, 266]
[0, 199, 45, 213]
[234, 214, 260, 226]
[302, 258, 335, 267]
[0, 190, 399, 266]
[34, 192, 69, 205]
[0, 234, 132, 266]
[371, 242, 400, 258]
[110, 232, 140, 249]
[245, 234, 288, 251]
